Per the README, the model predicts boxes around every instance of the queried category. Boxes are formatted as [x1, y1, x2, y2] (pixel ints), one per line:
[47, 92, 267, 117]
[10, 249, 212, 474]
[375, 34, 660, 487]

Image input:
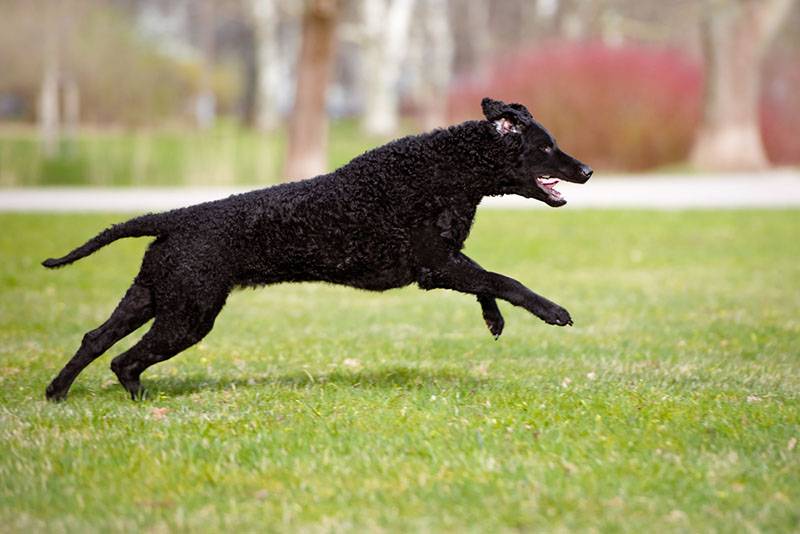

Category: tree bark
[251, 0, 283, 131]
[284, 0, 340, 181]
[194, 0, 217, 129]
[38, 0, 60, 157]
[467, 0, 491, 70]
[63, 77, 80, 149]
[360, 0, 416, 136]
[411, 0, 453, 131]
[691, 0, 792, 171]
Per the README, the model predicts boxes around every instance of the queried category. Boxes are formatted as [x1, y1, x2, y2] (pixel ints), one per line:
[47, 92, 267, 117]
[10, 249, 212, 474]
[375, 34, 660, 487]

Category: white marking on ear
[494, 118, 520, 135]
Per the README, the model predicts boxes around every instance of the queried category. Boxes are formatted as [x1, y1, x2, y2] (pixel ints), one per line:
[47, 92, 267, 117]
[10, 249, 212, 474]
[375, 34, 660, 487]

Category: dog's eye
[540, 146, 553, 155]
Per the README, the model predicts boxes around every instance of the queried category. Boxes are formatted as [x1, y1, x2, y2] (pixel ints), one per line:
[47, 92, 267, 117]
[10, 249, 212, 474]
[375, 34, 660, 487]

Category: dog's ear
[481, 97, 508, 121]
[482, 97, 524, 136]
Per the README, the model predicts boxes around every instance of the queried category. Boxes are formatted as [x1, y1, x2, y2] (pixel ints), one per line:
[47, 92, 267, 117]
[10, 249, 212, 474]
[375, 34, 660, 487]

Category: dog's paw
[484, 312, 505, 339]
[537, 304, 573, 327]
[45, 387, 67, 402]
[45, 381, 68, 402]
[129, 386, 147, 402]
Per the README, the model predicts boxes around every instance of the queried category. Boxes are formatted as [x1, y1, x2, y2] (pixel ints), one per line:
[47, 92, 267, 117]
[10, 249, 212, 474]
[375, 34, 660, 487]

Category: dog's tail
[42, 213, 168, 269]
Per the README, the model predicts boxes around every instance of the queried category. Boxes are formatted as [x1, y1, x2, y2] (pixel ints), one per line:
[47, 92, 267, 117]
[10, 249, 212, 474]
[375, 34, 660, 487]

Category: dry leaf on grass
[150, 407, 170, 420]
[342, 358, 361, 369]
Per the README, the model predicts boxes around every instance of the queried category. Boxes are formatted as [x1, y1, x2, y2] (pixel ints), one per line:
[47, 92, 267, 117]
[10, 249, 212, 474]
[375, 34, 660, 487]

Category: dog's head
[482, 97, 592, 207]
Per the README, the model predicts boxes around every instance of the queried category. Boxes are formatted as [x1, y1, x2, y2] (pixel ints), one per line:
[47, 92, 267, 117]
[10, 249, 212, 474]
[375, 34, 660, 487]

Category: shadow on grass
[74, 365, 490, 401]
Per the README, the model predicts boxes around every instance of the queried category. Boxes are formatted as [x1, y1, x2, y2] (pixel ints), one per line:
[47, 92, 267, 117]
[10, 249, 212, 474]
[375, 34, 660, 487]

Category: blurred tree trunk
[251, 0, 283, 131]
[411, 0, 453, 131]
[691, 0, 792, 171]
[463, 0, 491, 77]
[284, 0, 340, 181]
[553, 0, 583, 39]
[195, 0, 217, 129]
[360, 0, 416, 136]
[38, 1, 60, 157]
[240, 18, 259, 128]
[63, 77, 80, 148]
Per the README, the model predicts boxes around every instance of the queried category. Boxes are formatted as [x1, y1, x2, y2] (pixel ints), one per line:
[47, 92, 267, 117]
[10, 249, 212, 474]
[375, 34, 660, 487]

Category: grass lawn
[0, 209, 798, 531]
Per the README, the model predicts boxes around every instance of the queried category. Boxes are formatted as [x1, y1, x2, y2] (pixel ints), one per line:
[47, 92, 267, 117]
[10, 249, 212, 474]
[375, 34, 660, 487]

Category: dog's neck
[437, 121, 518, 202]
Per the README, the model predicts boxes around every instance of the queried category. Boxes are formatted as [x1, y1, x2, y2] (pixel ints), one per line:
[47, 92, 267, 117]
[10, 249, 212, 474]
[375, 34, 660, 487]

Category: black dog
[43, 98, 592, 401]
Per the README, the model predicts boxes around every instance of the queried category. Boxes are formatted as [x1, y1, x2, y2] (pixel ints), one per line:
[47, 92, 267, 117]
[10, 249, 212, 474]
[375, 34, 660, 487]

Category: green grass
[0, 121, 393, 187]
[1, 210, 798, 532]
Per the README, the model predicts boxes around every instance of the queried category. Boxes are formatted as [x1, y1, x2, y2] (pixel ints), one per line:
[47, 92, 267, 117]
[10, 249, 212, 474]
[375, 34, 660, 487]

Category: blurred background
[0, 0, 798, 187]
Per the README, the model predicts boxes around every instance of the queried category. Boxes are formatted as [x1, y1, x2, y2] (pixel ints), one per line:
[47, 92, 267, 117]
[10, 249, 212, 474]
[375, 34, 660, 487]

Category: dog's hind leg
[45, 282, 154, 401]
[110, 291, 227, 400]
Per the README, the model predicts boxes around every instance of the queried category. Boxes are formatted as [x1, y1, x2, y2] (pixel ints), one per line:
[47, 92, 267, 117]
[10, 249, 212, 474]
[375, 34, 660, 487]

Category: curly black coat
[43, 97, 592, 400]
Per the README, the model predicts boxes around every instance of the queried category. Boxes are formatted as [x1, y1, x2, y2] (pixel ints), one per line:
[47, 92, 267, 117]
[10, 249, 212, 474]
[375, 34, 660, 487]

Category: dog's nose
[579, 164, 593, 180]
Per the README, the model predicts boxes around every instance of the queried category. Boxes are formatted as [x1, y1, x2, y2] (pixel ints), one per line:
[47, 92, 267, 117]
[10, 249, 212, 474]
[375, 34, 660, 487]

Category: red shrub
[449, 40, 800, 170]
[761, 55, 800, 165]
[449, 40, 704, 171]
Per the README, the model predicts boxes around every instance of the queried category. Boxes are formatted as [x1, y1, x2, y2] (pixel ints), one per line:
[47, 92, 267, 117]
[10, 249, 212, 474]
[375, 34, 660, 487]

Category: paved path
[1, 172, 799, 212]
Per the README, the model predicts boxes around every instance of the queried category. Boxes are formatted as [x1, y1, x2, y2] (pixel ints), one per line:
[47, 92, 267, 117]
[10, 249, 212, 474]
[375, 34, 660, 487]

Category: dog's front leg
[477, 294, 504, 338]
[419, 254, 572, 327]
[460, 255, 505, 338]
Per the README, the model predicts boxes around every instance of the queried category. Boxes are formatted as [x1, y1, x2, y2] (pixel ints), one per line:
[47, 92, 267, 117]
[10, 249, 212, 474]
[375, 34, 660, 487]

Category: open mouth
[536, 175, 563, 202]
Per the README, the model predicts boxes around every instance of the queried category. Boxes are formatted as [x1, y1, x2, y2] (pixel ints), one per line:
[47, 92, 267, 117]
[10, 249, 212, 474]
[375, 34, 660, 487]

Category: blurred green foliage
[0, 121, 392, 186]
[0, 2, 239, 126]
